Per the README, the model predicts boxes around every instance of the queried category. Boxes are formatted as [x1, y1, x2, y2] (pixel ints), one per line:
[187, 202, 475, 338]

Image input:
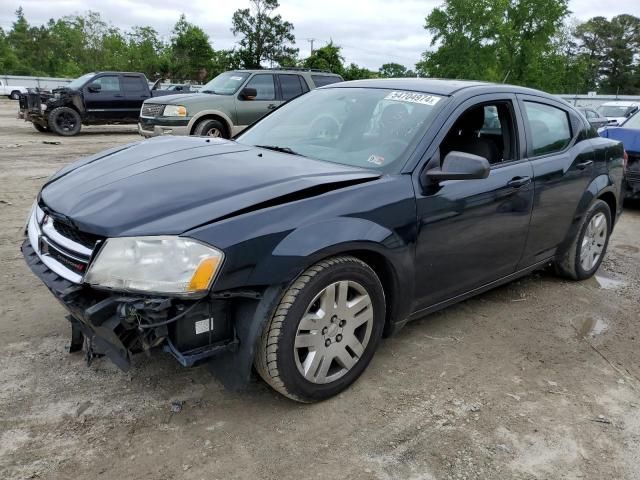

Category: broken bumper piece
[21, 239, 237, 371]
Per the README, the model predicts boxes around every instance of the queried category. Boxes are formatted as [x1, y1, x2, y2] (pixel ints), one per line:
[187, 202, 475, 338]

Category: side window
[311, 75, 342, 87]
[122, 76, 147, 92]
[243, 74, 275, 101]
[523, 102, 572, 156]
[440, 101, 517, 165]
[93, 75, 121, 92]
[279, 74, 304, 101]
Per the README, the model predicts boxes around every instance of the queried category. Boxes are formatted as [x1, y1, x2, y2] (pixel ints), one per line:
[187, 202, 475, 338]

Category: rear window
[122, 76, 147, 92]
[311, 75, 343, 88]
[524, 102, 572, 156]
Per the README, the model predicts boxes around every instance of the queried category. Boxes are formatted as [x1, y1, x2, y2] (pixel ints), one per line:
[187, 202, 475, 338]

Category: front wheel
[48, 106, 81, 136]
[255, 256, 386, 402]
[9, 91, 20, 100]
[194, 118, 228, 138]
[555, 199, 612, 280]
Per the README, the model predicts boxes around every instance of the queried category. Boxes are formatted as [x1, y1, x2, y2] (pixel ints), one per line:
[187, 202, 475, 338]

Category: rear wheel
[194, 118, 228, 138]
[9, 91, 21, 100]
[255, 256, 385, 402]
[555, 199, 612, 280]
[48, 107, 81, 136]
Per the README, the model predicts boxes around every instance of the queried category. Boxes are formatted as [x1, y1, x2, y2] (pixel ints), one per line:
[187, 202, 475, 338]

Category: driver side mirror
[422, 151, 490, 186]
[240, 87, 257, 100]
[87, 82, 101, 93]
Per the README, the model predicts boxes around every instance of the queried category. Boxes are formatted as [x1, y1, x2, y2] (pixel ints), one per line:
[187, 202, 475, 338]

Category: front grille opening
[141, 104, 164, 117]
[52, 219, 102, 249]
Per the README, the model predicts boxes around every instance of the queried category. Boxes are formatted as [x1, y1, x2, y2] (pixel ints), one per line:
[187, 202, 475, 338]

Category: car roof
[231, 69, 341, 76]
[325, 78, 556, 97]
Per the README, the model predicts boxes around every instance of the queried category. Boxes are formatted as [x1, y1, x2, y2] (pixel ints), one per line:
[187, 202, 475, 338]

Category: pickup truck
[0, 78, 28, 99]
[18, 72, 182, 136]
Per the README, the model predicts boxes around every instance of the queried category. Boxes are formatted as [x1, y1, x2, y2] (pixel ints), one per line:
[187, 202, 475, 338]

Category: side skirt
[407, 257, 554, 322]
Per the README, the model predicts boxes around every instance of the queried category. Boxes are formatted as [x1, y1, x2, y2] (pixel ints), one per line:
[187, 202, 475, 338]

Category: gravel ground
[1, 98, 639, 480]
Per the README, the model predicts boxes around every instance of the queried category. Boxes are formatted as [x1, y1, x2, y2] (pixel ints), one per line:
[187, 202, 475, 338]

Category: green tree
[417, 0, 571, 90]
[343, 62, 372, 80]
[126, 26, 167, 79]
[379, 62, 408, 78]
[302, 41, 344, 74]
[170, 14, 215, 81]
[231, 0, 298, 68]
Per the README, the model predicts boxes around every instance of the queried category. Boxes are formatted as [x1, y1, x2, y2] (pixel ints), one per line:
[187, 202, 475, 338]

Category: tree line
[0, 0, 638, 93]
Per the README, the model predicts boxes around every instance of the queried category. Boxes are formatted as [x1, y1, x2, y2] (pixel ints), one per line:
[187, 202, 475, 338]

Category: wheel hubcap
[206, 127, 221, 137]
[294, 280, 373, 384]
[57, 112, 76, 132]
[580, 212, 607, 271]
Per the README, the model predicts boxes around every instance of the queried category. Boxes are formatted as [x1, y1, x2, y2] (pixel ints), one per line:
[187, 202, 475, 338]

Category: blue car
[600, 112, 640, 199]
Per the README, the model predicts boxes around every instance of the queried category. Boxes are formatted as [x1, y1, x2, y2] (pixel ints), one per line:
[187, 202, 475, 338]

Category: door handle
[507, 176, 531, 188]
[267, 104, 277, 110]
[576, 160, 593, 170]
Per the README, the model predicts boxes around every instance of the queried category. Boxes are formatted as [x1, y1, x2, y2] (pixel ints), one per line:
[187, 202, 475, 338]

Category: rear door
[277, 74, 309, 102]
[235, 74, 283, 127]
[516, 95, 596, 267]
[122, 74, 151, 119]
[83, 74, 124, 121]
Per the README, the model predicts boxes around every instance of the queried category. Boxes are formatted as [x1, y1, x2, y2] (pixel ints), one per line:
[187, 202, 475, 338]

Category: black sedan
[22, 79, 625, 402]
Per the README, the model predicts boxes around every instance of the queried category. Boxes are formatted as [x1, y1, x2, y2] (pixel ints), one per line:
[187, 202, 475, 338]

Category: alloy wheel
[294, 280, 374, 384]
[580, 212, 607, 271]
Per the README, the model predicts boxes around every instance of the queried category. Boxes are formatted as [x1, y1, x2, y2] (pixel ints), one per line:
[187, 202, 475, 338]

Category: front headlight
[163, 105, 187, 117]
[84, 236, 223, 297]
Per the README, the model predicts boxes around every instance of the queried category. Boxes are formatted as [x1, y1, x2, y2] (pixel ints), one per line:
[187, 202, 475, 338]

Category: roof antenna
[502, 71, 511, 83]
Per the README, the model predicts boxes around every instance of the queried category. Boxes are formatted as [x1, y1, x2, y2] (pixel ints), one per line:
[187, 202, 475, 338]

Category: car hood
[40, 136, 381, 237]
[600, 126, 640, 154]
[146, 92, 225, 104]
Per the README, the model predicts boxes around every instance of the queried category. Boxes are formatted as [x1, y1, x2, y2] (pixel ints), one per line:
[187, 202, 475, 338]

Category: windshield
[597, 105, 637, 118]
[622, 112, 640, 129]
[201, 72, 250, 95]
[68, 72, 96, 90]
[236, 87, 444, 173]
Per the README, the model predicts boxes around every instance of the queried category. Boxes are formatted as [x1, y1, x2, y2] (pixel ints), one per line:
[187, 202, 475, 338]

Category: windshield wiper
[256, 145, 302, 156]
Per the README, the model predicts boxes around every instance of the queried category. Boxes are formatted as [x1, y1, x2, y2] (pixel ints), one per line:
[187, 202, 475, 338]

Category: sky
[2, 0, 639, 71]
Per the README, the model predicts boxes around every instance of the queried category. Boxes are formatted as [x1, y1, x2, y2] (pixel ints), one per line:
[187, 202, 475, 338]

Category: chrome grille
[140, 103, 165, 118]
[27, 206, 102, 283]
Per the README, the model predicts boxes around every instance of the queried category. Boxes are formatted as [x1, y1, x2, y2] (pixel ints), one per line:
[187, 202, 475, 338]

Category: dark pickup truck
[19, 72, 181, 136]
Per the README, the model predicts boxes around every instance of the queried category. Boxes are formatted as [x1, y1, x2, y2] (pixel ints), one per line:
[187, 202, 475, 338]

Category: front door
[83, 74, 123, 121]
[413, 95, 534, 311]
[235, 74, 282, 127]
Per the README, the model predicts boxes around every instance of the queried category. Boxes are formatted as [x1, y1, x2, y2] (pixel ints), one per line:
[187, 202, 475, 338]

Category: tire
[194, 118, 228, 138]
[33, 123, 49, 133]
[555, 199, 612, 280]
[255, 256, 386, 403]
[10, 91, 21, 100]
[48, 106, 82, 136]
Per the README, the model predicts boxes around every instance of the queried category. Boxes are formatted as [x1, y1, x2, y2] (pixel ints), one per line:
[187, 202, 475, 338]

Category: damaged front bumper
[21, 206, 239, 371]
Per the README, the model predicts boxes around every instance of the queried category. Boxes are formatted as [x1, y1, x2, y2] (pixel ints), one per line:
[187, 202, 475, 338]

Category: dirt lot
[0, 97, 639, 480]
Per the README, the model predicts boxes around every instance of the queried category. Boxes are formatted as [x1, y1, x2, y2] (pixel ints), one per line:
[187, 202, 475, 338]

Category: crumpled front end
[22, 203, 239, 371]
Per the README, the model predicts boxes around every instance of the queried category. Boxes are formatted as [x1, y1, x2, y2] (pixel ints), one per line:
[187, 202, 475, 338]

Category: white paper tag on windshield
[385, 91, 441, 106]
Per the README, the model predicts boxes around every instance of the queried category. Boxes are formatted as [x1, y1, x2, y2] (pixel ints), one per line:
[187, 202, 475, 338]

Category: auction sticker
[385, 91, 441, 106]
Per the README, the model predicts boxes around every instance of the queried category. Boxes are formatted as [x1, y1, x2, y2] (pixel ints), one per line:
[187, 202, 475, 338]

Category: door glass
[279, 74, 304, 101]
[243, 74, 275, 100]
[523, 102, 572, 156]
[311, 75, 342, 87]
[441, 101, 517, 165]
[93, 76, 121, 92]
[122, 76, 147, 92]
